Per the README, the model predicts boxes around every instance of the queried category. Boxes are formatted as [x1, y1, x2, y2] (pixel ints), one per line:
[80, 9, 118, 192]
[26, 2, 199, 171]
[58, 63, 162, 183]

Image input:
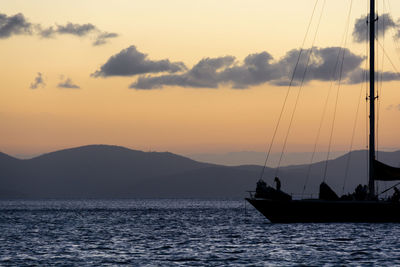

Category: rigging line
[365, 0, 370, 185]
[376, 0, 379, 160]
[373, 1, 380, 195]
[376, 39, 400, 75]
[322, 53, 345, 182]
[365, 65, 370, 185]
[342, 68, 367, 195]
[376, 0, 387, 160]
[376, 0, 380, 163]
[274, 62, 307, 175]
[365, 3, 370, 186]
[323, 0, 354, 182]
[275, 0, 327, 177]
[258, 0, 320, 181]
[378, 181, 400, 196]
[301, 66, 333, 195]
[301, 0, 336, 196]
[343, 0, 370, 192]
[381, 0, 388, 191]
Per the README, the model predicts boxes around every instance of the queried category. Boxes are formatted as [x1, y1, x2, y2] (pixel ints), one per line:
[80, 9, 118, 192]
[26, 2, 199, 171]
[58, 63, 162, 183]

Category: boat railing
[246, 191, 316, 200]
[246, 191, 255, 198]
[291, 193, 315, 200]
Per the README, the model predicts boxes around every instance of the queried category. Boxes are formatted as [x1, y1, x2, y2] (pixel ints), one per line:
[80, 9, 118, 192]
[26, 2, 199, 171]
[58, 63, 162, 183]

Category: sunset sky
[1, 0, 400, 160]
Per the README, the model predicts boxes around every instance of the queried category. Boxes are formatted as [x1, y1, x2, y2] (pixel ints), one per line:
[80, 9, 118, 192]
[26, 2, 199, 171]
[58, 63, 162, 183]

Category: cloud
[347, 69, 400, 84]
[0, 13, 33, 38]
[129, 47, 368, 89]
[40, 23, 96, 37]
[39, 23, 118, 46]
[0, 12, 118, 46]
[353, 13, 397, 43]
[91, 45, 187, 77]
[30, 72, 45, 89]
[58, 77, 80, 89]
[131, 56, 235, 89]
[93, 32, 119, 46]
[219, 52, 280, 88]
[55, 23, 96, 36]
[386, 104, 400, 111]
[39, 26, 55, 38]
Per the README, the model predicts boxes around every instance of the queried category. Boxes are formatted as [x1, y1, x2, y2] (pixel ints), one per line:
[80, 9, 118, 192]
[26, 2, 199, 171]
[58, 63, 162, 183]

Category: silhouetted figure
[354, 184, 368, 200]
[362, 185, 368, 196]
[355, 184, 362, 194]
[253, 179, 292, 201]
[255, 179, 268, 198]
[391, 187, 400, 202]
[274, 177, 281, 191]
[341, 184, 371, 201]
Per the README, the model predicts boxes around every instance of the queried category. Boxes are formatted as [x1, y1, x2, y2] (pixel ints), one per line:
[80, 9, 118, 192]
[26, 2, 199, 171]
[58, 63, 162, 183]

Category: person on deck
[354, 184, 367, 200]
[255, 179, 268, 198]
[392, 187, 400, 202]
[274, 177, 281, 191]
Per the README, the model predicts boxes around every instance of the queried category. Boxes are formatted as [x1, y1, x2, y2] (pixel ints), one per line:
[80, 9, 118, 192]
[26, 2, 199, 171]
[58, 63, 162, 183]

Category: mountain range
[1, 145, 400, 199]
[186, 151, 347, 167]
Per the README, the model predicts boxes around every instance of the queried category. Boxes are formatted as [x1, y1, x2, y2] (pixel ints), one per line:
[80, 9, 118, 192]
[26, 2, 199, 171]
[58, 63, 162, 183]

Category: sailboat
[246, 0, 400, 223]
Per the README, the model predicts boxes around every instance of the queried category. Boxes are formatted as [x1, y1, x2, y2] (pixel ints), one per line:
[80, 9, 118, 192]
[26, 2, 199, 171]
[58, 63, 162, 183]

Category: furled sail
[374, 160, 400, 181]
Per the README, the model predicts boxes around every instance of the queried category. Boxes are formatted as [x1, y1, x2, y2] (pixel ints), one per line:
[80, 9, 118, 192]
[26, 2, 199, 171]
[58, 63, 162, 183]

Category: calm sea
[0, 199, 399, 266]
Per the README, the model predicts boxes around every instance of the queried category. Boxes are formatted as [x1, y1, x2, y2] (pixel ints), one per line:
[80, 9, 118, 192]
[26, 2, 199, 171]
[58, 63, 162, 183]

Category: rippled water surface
[1, 199, 400, 266]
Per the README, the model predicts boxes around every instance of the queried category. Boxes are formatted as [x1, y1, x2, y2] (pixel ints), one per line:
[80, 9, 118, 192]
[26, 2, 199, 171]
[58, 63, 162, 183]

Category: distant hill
[186, 151, 346, 167]
[0, 145, 218, 198]
[0, 145, 399, 199]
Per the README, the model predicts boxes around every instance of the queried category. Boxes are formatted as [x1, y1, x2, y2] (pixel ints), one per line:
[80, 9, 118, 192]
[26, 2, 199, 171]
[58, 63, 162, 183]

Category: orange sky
[1, 0, 400, 157]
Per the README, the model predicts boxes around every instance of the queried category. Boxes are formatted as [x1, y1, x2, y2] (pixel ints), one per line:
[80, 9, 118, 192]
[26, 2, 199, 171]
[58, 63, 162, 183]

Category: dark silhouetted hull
[246, 198, 400, 223]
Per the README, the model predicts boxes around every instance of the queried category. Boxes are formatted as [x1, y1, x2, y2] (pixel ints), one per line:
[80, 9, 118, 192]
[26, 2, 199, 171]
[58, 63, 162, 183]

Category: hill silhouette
[0, 145, 399, 198]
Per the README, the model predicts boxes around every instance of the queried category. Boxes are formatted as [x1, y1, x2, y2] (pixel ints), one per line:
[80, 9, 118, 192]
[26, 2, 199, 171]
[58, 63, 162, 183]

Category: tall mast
[369, 0, 376, 197]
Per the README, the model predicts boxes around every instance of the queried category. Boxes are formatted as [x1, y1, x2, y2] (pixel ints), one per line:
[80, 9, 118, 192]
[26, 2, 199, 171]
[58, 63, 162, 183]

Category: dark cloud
[387, 104, 400, 111]
[39, 23, 95, 38]
[219, 52, 280, 88]
[353, 13, 397, 43]
[0, 12, 118, 46]
[39, 26, 56, 38]
[58, 77, 80, 89]
[30, 72, 45, 89]
[129, 47, 367, 89]
[131, 56, 235, 89]
[347, 69, 400, 84]
[0, 13, 32, 38]
[39, 23, 118, 46]
[56, 23, 96, 36]
[269, 47, 368, 87]
[92, 45, 187, 77]
[93, 32, 119, 46]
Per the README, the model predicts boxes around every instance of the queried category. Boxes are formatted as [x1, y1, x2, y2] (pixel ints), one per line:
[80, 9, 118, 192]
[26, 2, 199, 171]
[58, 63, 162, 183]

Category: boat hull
[246, 198, 400, 223]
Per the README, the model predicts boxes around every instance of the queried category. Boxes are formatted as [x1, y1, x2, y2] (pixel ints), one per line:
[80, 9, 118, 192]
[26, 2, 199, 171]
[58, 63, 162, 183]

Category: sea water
[0, 199, 399, 266]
